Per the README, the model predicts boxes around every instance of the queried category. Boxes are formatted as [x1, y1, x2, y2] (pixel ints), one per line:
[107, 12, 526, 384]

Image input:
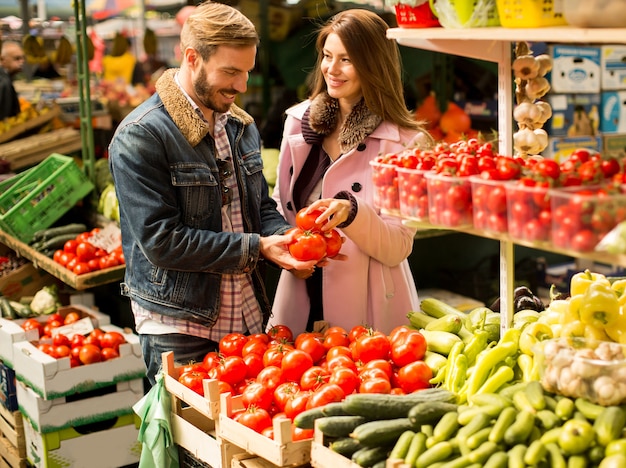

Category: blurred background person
[0, 40, 24, 120]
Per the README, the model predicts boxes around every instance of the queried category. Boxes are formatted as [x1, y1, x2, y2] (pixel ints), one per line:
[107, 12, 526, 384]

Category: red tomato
[325, 345, 352, 361]
[300, 366, 330, 391]
[241, 381, 273, 411]
[219, 333, 249, 357]
[63, 311, 81, 325]
[295, 208, 326, 232]
[274, 381, 301, 412]
[178, 369, 210, 395]
[360, 359, 393, 379]
[329, 367, 359, 395]
[267, 325, 294, 344]
[202, 351, 221, 372]
[359, 377, 392, 394]
[78, 344, 102, 365]
[75, 242, 97, 262]
[70, 333, 85, 349]
[326, 355, 357, 373]
[180, 362, 206, 374]
[242, 353, 264, 379]
[292, 426, 314, 441]
[100, 331, 126, 352]
[98, 254, 120, 270]
[242, 338, 268, 357]
[397, 361, 433, 393]
[22, 318, 44, 337]
[348, 325, 368, 343]
[53, 249, 64, 264]
[54, 345, 71, 358]
[256, 366, 284, 392]
[88, 258, 101, 271]
[288, 228, 327, 262]
[281, 349, 314, 383]
[52, 333, 71, 347]
[306, 383, 345, 410]
[353, 331, 391, 363]
[101, 347, 120, 361]
[218, 355, 247, 386]
[322, 331, 350, 350]
[217, 381, 234, 394]
[284, 391, 312, 420]
[37, 343, 55, 356]
[57, 251, 75, 267]
[390, 330, 427, 368]
[73, 262, 92, 275]
[295, 334, 326, 364]
[234, 407, 272, 433]
[358, 367, 390, 382]
[263, 343, 293, 368]
[323, 229, 343, 258]
[63, 239, 79, 254]
[47, 313, 63, 324]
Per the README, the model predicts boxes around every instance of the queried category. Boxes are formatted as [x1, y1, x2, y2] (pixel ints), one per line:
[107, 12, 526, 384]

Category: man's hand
[259, 232, 318, 270]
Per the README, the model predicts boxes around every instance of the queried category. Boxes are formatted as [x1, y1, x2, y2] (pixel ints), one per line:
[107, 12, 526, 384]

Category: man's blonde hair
[180, 1, 259, 61]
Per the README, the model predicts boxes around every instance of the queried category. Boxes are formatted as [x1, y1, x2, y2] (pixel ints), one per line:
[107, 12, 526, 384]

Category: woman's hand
[306, 198, 351, 231]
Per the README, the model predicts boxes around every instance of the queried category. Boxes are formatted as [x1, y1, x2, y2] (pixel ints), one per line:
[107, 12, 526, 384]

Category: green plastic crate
[0, 154, 94, 243]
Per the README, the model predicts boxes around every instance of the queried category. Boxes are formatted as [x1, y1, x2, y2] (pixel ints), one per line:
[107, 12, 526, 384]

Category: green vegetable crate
[0, 153, 94, 244]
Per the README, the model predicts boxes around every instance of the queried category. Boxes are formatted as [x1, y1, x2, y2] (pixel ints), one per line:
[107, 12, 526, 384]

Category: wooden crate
[162, 351, 245, 468]
[218, 392, 311, 467]
[0, 127, 82, 171]
[0, 402, 26, 468]
[309, 424, 359, 468]
[231, 453, 295, 468]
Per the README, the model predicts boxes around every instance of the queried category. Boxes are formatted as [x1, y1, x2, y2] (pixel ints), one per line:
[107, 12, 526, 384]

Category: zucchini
[351, 446, 390, 467]
[408, 401, 459, 428]
[316, 415, 368, 438]
[329, 437, 364, 458]
[350, 418, 415, 447]
[343, 388, 457, 420]
[420, 298, 471, 328]
[31, 223, 87, 242]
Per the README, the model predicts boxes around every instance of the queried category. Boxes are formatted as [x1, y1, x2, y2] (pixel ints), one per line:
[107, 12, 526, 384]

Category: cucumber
[316, 415, 368, 438]
[388, 430, 415, 460]
[329, 437, 364, 458]
[322, 401, 351, 416]
[351, 446, 390, 467]
[0, 297, 17, 319]
[350, 417, 415, 447]
[9, 301, 33, 318]
[343, 387, 457, 420]
[294, 406, 327, 429]
[408, 401, 459, 428]
[31, 223, 87, 242]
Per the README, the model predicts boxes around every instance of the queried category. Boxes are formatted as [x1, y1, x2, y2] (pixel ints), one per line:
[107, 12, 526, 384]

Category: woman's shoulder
[285, 100, 310, 120]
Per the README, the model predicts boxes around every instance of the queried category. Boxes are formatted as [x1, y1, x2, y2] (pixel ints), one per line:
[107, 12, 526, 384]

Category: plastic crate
[434, 0, 500, 28]
[0, 154, 94, 243]
[395, 3, 441, 28]
[496, 0, 568, 27]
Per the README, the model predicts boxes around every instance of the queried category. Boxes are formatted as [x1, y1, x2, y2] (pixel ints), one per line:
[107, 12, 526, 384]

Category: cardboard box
[543, 135, 602, 163]
[218, 392, 311, 467]
[603, 133, 626, 159]
[23, 412, 141, 468]
[549, 45, 601, 94]
[17, 378, 143, 434]
[0, 245, 56, 302]
[545, 93, 601, 137]
[601, 90, 626, 134]
[13, 324, 145, 400]
[601, 45, 626, 90]
[0, 304, 111, 369]
[0, 360, 17, 411]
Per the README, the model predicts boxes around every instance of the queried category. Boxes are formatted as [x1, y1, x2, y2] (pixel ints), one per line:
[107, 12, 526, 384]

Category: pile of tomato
[176, 323, 432, 438]
[21, 313, 127, 366]
[52, 228, 125, 276]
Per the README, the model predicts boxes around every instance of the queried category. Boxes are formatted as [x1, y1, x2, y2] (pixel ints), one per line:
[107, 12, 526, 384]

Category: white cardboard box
[543, 135, 603, 163]
[550, 45, 601, 94]
[601, 45, 626, 90]
[0, 305, 111, 369]
[13, 324, 145, 400]
[545, 93, 601, 137]
[23, 412, 141, 468]
[601, 90, 626, 133]
[17, 378, 143, 433]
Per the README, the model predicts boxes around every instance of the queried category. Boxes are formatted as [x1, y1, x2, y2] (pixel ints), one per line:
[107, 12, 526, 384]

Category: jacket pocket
[171, 163, 220, 227]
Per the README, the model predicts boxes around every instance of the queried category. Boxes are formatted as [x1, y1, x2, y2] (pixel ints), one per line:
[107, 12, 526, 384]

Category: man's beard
[193, 66, 235, 114]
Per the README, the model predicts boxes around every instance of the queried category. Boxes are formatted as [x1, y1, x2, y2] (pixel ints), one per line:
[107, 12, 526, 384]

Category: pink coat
[269, 101, 430, 336]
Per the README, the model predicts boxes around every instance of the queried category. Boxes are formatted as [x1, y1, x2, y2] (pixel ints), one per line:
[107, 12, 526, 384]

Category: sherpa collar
[155, 68, 254, 147]
[308, 92, 382, 154]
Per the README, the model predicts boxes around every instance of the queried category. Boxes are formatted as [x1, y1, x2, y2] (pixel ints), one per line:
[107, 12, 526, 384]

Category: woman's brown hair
[307, 9, 427, 132]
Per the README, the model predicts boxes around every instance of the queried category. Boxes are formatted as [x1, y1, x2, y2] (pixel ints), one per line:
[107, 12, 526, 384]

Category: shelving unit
[387, 25, 626, 331]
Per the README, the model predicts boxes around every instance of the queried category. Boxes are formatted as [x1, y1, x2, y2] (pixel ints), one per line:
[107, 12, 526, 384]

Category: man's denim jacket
[108, 69, 290, 327]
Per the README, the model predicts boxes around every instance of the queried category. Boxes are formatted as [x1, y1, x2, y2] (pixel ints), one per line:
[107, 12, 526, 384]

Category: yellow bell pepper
[612, 279, 626, 306]
[561, 320, 586, 340]
[570, 269, 610, 296]
[584, 323, 612, 342]
[561, 294, 583, 325]
[519, 322, 553, 356]
[579, 281, 622, 331]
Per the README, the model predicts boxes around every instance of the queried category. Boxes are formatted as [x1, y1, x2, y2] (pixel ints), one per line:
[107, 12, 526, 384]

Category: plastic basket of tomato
[425, 172, 473, 228]
[397, 167, 430, 222]
[370, 160, 401, 216]
[471, 176, 511, 234]
[505, 181, 553, 243]
[550, 184, 626, 252]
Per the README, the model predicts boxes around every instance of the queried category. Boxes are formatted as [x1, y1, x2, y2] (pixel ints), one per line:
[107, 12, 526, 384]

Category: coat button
[289, 166, 294, 175]
[352, 182, 362, 192]
[286, 201, 293, 211]
[357, 143, 366, 151]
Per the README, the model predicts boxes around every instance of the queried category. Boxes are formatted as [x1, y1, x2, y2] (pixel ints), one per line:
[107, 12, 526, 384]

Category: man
[108, 1, 317, 386]
[0, 41, 24, 120]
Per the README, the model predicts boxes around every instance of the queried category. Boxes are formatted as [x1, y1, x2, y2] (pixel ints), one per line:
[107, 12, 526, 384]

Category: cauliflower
[30, 284, 61, 315]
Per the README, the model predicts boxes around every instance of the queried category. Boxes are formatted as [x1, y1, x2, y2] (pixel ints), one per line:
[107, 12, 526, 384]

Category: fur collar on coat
[308, 92, 382, 154]
[155, 68, 254, 147]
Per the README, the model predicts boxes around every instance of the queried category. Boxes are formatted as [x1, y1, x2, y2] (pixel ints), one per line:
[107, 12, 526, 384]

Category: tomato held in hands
[323, 229, 343, 258]
[295, 208, 326, 232]
[288, 228, 327, 262]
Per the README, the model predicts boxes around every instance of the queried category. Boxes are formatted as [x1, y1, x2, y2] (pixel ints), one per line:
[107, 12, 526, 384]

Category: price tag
[88, 224, 122, 253]
[51, 317, 95, 338]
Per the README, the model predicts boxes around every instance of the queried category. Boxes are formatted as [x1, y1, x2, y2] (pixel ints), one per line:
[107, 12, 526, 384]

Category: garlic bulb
[512, 55, 540, 81]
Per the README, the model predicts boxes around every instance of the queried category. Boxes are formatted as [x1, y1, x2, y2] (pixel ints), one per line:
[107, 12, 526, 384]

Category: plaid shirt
[133, 74, 263, 339]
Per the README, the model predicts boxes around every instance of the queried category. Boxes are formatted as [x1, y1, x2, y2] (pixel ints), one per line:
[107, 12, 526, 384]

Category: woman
[270, 9, 433, 336]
